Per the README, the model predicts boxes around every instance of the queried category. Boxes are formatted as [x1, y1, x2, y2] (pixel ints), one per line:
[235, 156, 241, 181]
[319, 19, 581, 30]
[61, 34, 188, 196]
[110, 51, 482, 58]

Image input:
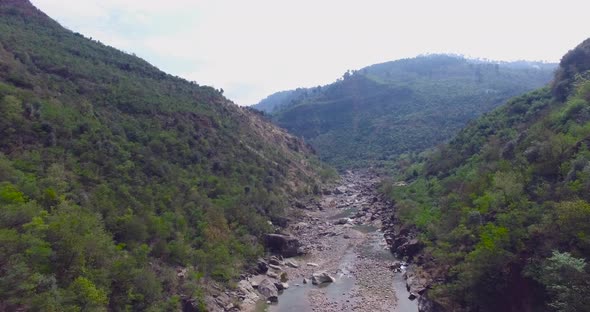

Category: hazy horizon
[32, 0, 590, 105]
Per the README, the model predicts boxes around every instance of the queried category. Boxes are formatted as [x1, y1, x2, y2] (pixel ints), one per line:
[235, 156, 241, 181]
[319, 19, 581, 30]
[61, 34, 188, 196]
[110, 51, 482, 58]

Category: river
[257, 171, 419, 312]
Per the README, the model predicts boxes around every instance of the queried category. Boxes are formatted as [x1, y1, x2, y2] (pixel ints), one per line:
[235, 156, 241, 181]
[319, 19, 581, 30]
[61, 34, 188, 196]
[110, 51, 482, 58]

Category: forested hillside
[384, 39, 590, 311]
[255, 55, 556, 169]
[0, 1, 332, 310]
[251, 88, 311, 113]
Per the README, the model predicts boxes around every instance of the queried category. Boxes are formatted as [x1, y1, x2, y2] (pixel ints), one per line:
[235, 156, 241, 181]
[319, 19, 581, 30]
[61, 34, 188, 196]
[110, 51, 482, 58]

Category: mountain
[254, 55, 556, 169]
[251, 88, 310, 113]
[384, 39, 590, 311]
[0, 1, 333, 311]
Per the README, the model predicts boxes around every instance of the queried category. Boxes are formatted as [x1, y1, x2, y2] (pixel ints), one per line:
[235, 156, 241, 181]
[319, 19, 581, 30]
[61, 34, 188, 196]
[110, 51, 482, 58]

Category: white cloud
[31, 0, 590, 105]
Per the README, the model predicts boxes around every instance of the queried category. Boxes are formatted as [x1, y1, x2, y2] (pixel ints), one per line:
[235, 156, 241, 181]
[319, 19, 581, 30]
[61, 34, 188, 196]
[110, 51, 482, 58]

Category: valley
[235, 172, 420, 312]
[1, 1, 589, 312]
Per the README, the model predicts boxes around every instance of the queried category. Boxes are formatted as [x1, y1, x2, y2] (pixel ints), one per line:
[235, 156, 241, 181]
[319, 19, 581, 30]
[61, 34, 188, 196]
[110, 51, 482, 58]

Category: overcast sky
[32, 0, 589, 105]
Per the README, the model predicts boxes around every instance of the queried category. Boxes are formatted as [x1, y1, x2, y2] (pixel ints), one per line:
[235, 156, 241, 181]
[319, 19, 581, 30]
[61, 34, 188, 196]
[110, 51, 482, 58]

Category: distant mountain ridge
[254, 54, 557, 169]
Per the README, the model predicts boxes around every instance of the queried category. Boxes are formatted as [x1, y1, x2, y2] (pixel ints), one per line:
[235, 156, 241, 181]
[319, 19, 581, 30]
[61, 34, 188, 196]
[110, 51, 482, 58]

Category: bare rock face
[264, 234, 302, 257]
[258, 279, 279, 302]
[237, 280, 260, 306]
[404, 270, 430, 296]
[398, 238, 424, 258]
[311, 271, 335, 285]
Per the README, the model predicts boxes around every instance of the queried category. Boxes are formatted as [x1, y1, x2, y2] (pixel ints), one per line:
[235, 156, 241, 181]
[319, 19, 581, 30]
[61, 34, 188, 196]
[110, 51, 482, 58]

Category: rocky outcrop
[236, 280, 260, 306]
[264, 234, 302, 257]
[404, 269, 430, 296]
[398, 238, 424, 259]
[258, 279, 279, 302]
[380, 187, 438, 311]
[256, 259, 269, 274]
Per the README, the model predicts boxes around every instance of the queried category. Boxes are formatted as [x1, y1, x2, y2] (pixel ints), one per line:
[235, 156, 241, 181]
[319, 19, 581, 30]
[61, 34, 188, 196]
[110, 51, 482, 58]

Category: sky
[31, 0, 590, 105]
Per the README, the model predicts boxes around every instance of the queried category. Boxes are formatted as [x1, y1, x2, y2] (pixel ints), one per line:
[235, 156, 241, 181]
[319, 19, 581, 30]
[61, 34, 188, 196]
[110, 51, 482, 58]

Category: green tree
[537, 251, 590, 312]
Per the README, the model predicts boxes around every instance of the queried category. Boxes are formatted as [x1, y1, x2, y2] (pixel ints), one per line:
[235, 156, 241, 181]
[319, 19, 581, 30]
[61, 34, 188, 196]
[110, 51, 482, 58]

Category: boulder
[274, 282, 284, 290]
[389, 261, 402, 272]
[212, 292, 231, 310]
[267, 271, 278, 278]
[398, 238, 424, 258]
[269, 256, 282, 266]
[406, 272, 430, 295]
[294, 222, 309, 230]
[311, 271, 335, 285]
[306, 262, 319, 267]
[237, 280, 260, 305]
[256, 259, 269, 274]
[268, 264, 282, 271]
[336, 218, 350, 225]
[258, 279, 278, 302]
[280, 272, 288, 282]
[264, 234, 302, 257]
[285, 259, 299, 268]
[274, 282, 289, 290]
[177, 267, 188, 278]
[333, 186, 346, 195]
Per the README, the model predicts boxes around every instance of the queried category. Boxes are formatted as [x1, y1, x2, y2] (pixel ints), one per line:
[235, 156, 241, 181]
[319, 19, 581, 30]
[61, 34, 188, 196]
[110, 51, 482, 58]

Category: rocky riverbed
[205, 171, 426, 312]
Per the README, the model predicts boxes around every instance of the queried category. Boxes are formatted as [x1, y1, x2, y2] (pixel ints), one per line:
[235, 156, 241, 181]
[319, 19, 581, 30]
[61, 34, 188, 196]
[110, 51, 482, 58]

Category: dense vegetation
[254, 55, 555, 169]
[250, 88, 310, 113]
[0, 1, 333, 311]
[384, 39, 590, 311]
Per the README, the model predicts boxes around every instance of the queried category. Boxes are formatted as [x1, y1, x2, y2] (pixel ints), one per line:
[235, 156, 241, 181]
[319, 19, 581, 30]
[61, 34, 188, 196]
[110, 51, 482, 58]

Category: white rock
[311, 271, 335, 285]
[285, 259, 300, 268]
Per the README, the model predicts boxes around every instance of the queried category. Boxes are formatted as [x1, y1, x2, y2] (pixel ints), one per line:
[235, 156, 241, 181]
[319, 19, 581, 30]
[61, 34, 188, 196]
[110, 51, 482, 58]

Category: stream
[259, 171, 419, 312]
